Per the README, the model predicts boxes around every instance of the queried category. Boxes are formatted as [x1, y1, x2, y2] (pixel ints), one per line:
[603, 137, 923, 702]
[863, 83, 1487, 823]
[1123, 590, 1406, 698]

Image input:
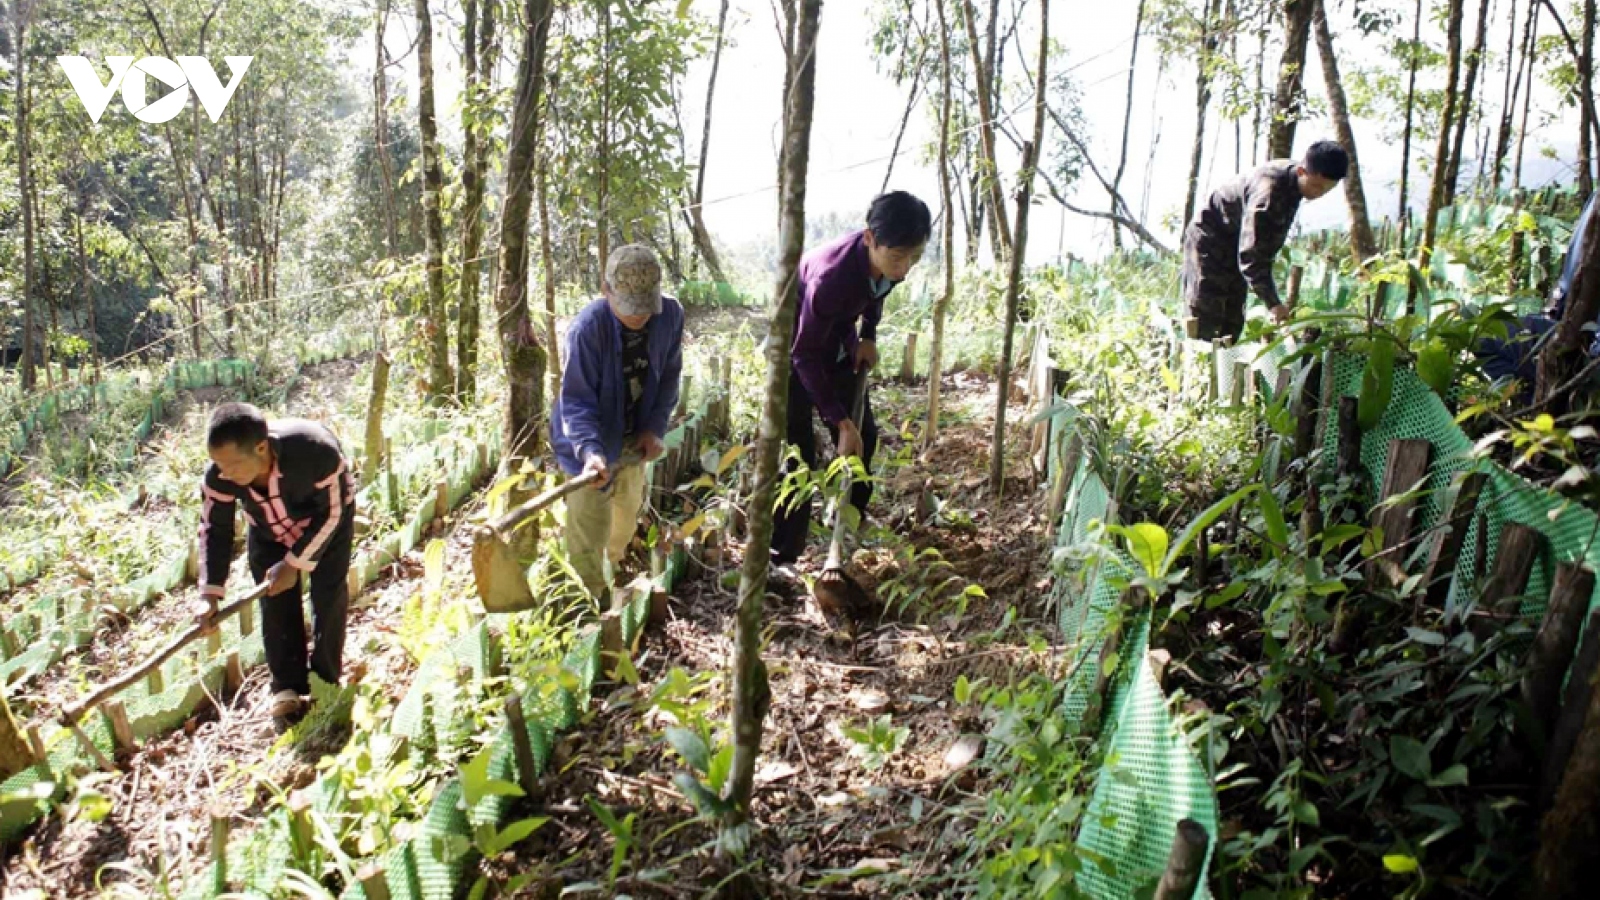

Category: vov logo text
[58, 56, 253, 124]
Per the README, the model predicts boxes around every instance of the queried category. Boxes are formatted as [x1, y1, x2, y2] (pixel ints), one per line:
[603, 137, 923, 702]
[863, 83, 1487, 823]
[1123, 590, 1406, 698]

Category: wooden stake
[1366, 439, 1433, 589]
[1478, 523, 1545, 627]
[1523, 564, 1598, 730]
[504, 694, 541, 801]
[1286, 265, 1305, 308]
[1543, 608, 1600, 809]
[435, 478, 449, 525]
[224, 652, 245, 695]
[239, 598, 255, 637]
[1230, 360, 1249, 408]
[287, 790, 314, 867]
[1081, 587, 1148, 735]
[358, 864, 392, 900]
[211, 808, 231, 895]
[147, 665, 165, 697]
[1, 627, 18, 659]
[1534, 640, 1600, 896]
[900, 332, 918, 381]
[1293, 337, 1323, 465]
[103, 700, 135, 757]
[1421, 472, 1489, 612]
[1300, 481, 1324, 547]
[1336, 396, 1362, 480]
[1153, 819, 1210, 900]
[68, 720, 115, 772]
[27, 725, 46, 763]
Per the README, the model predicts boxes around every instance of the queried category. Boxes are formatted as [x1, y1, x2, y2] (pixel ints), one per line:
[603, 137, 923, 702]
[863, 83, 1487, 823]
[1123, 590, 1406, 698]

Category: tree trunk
[1536, 191, 1600, 409]
[1266, 0, 1314, 159]
[76, 210, 99, 380]
[1417, 0, 1465, 314]
[538, 149, 561, 396]
[1494, 0, 1531, 189]
[928, 0, 955, 446]
[493, 0, 556, 466]
[1399, 0, 1422, 248]
[15, 11, 36, 391]
[1111, 0, 1148, 251]
[881, 42, 930, 193]
[1582, 0, 1596, 196]
[1446, 0, 1493, 203]
[989, 0, 1048, 499]
[724, 0, 821, 836]
[1312, 0, 1377, 264]
[688, 0, 730, 282]
[457, 0, 495, 403]
[415, 0, 453, 404]
[1183, 0, 1222, 229]
[1252, 22, 1266, 165]
[597, 0, 613, 275]
[1515, 2, 1540, 188]
[373, 0, 402, 255]
[960, 0, 1012, 262]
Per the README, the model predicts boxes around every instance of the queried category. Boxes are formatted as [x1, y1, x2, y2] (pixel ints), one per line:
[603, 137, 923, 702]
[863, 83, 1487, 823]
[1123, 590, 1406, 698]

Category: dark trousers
[772, 364, 878, 564]
[247, 510, 353, 695]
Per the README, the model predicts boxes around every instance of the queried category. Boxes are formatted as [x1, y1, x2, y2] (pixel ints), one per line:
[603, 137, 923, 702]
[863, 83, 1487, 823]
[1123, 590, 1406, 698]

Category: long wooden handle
[61, 582, 271, 726]
[825, 373, 872, 569]
[490, 453, 645, 537]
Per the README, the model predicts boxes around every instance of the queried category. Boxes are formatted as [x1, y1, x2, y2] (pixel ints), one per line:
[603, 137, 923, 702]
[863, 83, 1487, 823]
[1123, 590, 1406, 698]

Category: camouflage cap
[604, 244, 663, 317]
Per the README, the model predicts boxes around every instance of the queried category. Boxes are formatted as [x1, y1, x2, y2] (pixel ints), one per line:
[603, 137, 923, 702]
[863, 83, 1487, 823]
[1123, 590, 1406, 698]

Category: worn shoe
[269, 689, 303, 720]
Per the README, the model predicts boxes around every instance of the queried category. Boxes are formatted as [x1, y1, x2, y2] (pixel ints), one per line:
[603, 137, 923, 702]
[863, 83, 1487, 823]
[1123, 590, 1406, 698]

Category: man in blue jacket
[550, 245, 684, 599]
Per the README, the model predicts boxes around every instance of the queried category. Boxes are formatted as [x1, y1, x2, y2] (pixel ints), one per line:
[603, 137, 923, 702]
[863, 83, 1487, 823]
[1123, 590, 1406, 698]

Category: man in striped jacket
[198, 403, 355, 722]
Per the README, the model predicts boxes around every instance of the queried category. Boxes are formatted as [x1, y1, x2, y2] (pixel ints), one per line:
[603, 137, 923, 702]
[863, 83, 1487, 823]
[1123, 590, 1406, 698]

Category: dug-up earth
[490, 372, 1067, 897]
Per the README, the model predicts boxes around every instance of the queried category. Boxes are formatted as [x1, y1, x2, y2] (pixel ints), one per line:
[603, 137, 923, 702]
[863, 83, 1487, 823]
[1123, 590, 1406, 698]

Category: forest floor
[488, 372, 1065, 897]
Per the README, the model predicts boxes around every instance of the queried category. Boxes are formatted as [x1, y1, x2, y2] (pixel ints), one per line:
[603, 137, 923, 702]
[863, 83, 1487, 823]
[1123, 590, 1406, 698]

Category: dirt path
[492, 374, 1062, 896]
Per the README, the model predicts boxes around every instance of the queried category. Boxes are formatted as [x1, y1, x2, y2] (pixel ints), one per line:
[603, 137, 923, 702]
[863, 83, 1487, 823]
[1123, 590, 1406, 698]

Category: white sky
[380, 0, 1582, 266]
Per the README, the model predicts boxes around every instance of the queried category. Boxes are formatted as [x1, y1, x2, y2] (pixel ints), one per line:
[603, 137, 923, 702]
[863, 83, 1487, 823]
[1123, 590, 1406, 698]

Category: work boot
[270, 689, 303, 720]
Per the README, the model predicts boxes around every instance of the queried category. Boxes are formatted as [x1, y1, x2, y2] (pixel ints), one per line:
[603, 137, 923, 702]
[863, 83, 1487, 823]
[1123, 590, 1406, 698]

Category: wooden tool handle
[61, 581, 271, 726]
[491, 453, 645, 536]
[825, 372, 871, 570]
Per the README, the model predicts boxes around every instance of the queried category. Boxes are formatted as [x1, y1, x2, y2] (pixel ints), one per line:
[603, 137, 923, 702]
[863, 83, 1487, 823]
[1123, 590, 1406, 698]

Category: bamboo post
[1286, 265, 1304, 308]
[1206, 344, 1220, 402]
[2, 627, 19, 660]
[211, 807, 231, 895]
[1523, 564, 1597, 729]
[677, 375, 694, 422]
[239, 598, 255, 637]
[1293, 333, 1323, 465]
[103, 700, 135, 757]
[1421, 472, 1489, 612]
[900, 332, 918, 381]
[385, 438, 400, 520]
[435, 478, 449, 526]
[1153, 819, 1210, 900]
[504, 694, 540, 801]
[224, 652, 245, 695]
[1229, 360, 1248, 408]
[1336, 396, 1363, 479]
[358, 864, 392, 900]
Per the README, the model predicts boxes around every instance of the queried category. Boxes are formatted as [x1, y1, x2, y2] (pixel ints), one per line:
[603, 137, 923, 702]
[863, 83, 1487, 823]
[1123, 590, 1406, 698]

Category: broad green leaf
[1359, 337, 1396, 430]
[1383, 854, 1420, 874]
[664, 727, 712, 774]
[715, 444, 749, 475]
[1259, 485, 1288, 551]
[1164, 485, 1262, 575]
[1204, 582, 1247, 609]
[1417, 339, 1454, 396]
[708, 742, 734, 792]
[1427, 764, 1469, 788]
[484, 472, 523, 509]
[1390, 735, 1432, 781]
[481, 817, 549, 856]
[1116, 523, 1169, 579]
[459, 744, 524, 808]
[679, 512, 706, 539]
[1290, 799, 1320, 826]
[1404, 627, 1446, 646]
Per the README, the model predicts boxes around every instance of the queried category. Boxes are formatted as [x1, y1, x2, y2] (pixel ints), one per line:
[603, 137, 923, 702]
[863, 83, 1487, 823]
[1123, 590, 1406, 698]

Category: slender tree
[493, 0, 557, 465]
[724, 0, 822, 838]
[1266, 0, 1314, 159]
[457, 0, 497, 403]
[685, 0, 730, 281]
[1446, 0, 1493, 203]
[1514, 1, 1540, 187]
[1493, 0, 1531, 189]
[1312, 0, 1377, 264]
[373, 0, 402, 255]
[1183, 0, 1223, 228]
[960, 0, 1012, 262]
[927, 0, 955, 446]
[1111, 0, 1148, 251]
[989, 0, 1048, 498]
[14, 0, 38, 390]
[1417, 0, 1466, 314]
[1398, 0, 1423, 248]
[415, 0, 453, 403]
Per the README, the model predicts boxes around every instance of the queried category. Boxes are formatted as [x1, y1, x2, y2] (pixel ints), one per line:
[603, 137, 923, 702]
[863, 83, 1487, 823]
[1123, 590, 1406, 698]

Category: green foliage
[842, 714, 910, 771]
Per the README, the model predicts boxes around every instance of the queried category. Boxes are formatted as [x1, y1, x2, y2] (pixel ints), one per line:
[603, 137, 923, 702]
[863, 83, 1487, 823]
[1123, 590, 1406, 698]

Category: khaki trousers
[564, 462, 647, 600]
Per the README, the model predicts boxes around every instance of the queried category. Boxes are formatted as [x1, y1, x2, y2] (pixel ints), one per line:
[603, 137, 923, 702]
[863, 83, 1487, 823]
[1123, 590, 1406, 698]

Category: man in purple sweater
[773, 191, 932, 565]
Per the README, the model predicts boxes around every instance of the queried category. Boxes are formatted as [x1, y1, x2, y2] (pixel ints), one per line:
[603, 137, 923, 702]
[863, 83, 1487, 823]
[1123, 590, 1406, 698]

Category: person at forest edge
[772, 190, 932, 566]
[1183, 140, 1350, 341]
[551, 244, 684, 600]
[198, 404, 355, 723]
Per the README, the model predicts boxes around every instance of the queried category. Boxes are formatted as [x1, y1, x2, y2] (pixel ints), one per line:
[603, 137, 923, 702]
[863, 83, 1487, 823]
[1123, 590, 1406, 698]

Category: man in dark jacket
[1182, 140, 1349, 341]
[550, 244, 684, 599]
[199, 403, 355, 722]
[771, 190, 931, 566]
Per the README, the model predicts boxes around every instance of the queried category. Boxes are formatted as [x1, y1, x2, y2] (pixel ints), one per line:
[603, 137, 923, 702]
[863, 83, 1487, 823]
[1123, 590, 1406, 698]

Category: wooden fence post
[504, 694, 541, 802]
[1153, 819, 1210, 900]
[1476, 523, 1546, 633]
[900, 332, 918, 382]
[1523, 563, 1597, 731]
[103, 700, 135, 758]
[1365, 439, 1433, 589]
[1421, 472, 1489, 613]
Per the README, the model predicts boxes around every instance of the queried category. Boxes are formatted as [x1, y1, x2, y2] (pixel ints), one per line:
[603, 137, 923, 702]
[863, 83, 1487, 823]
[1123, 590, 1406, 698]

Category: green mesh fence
[1319, 351, 1600, 625]
[1048, 421, 1219, 898]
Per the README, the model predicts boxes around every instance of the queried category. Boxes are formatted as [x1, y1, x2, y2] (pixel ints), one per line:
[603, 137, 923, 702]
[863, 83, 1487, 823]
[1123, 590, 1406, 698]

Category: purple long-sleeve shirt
[791, 230, 895, 425]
